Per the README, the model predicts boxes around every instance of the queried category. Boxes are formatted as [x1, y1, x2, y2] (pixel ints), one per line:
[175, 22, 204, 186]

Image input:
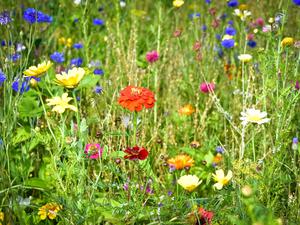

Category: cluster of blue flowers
[50, 52, 65, 64]
[0, 11, 11, 25]
[23, 8, 53, 24]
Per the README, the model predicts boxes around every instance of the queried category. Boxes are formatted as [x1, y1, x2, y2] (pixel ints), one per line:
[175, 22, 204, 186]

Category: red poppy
[118, 86, 156, 112]
[124, 146, 149, 160]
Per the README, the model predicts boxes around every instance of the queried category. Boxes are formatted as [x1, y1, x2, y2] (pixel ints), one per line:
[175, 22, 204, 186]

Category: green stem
[133, 111, 137, 146]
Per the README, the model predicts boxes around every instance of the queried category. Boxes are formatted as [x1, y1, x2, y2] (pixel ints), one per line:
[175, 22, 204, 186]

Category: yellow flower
[46, 93, 77, 114]
[55, 67, 85, 88]
[59, 37, 73, 47]
[240, 108, 270, 126]
[177, 175, 202, 192]
[168, 154, 194, 170]
[238, 54, 252, 63]
[281, 37, 294, 47]
[23, 61, 52, 78]
[0, 211, 4, 221]
[38, 203, 62, 220]
[173, 0, 184, 8]
[179, 104, 195, 115]
[212, 169, 233, 190]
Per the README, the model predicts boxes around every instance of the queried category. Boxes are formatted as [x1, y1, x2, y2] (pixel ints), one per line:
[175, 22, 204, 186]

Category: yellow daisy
[46, 93, 77, 114]
[55, 67, 85, 88]
[23, 61, 52, 77]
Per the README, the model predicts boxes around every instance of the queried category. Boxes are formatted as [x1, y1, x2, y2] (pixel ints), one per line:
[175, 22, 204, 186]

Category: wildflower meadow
[1, 0, 300, 224]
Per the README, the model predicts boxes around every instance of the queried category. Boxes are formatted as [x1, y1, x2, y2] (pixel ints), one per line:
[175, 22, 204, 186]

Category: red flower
[198, 207, 214, 225]
[118, 86, 156, 112]
[124, 146, 149, 160]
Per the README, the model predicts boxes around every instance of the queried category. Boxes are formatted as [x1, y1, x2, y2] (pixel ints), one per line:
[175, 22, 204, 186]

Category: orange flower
[118, 86, 156, 112]
[179, 104, 195, 115]
[168, 154, 194, 170]
[213, 153, 222, 164]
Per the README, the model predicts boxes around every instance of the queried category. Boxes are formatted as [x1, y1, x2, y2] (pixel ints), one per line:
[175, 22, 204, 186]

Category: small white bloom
[74, 0, 81, 5]
[240, 108, 270, 126]
[120, 1, 126, 8]
[238, 54, 252, 63]
[233, 9, 251, 21]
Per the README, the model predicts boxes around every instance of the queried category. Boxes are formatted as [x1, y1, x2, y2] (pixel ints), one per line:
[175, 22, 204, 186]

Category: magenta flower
[146, 50, 159, 63]
[200, 82, 215, 93]
[295, 81, 300, 90]
[84, 143, 103, 159]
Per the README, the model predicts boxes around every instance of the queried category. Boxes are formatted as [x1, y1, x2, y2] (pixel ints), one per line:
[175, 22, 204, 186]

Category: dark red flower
[118, 86, 156, 112]
[124, 146, 149, 160]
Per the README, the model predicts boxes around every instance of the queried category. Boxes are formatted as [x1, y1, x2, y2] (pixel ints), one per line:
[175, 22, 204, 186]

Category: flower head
[221, 35, 235, 48]
[0, 70, 6, 86]
[200, 82, 215, 93]
[93, 18, 104, 26]
[38, 203, 62, 220]
[189, 207, 214, 225]
[23, 8, 53, 24]
[50, 52, 65, 64]
[146, 50, 159, 63]
[177, 175, 202, 192]
[124, 146, 149, 160]
[55, 67, 85, 88]
[173, 0, 184, 8]
[84, 143, 103, 159]
[233, 9, 251, 21]
[227, 0, 239, 7]
[70, 58, 83, 67]
[212, 169, 232, 190]
[118, 86, 155, 112]
[168, 154, 194, 170]
[179, 104, 195, 115]
[281, 37, 294, 47]
[238, 54, 252, 63]
[293, 0, 300, 6]
[0, 11, 12, 25]
[23, 61, 52, 77]
[46, 93, 77, 114]
[240, 108, 270, 125]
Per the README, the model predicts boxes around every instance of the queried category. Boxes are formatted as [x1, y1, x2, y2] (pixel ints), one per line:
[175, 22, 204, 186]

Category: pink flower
[146, 50, 159, 63]
[295, 81, 300, 90]
[84, 143, 103, 159]
[255, 18, 264, 27]
[200, 82, 215, 93]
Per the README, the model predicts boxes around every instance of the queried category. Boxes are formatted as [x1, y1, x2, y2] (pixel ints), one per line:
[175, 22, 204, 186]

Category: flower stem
[133, 111, 137, 146]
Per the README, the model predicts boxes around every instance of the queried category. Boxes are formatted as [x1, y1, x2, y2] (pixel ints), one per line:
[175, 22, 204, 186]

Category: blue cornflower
[205, 0, 212, 4]
[70, 58, 83, 67]
[50, 52, 65, 63]
[216, 146, 224, 154]
[73, 43, 83, 49]
[23, 8, 53, 24]
[0, 70, 6, 86]
[227, 0, 239, 7]
[94, 85, 103, 94]
[220, 13, 227, 20]
[12, 78, 30, 93]
[293, 0, 300, 6]
[215, 34, 221, 40]
[202, 25, 207, 31]
[247, 40, 257, 48]
[228, 20, 234, 25]
[189, 13, 201, 19]
[10, 53, 21, 62]
[0, 11, 12, 25]
[225, 26, 236, 36]
[221, 39, 235, 48]
[73, 18, 79, 23]
[94, 68, 104, 75]
[93, 18, 104, 26]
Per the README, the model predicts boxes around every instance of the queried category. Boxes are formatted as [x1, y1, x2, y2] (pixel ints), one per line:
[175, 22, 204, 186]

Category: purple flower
[73, 43, 83, 49]
[10, 53, 21, 62]
[293, 80, 300, 91]
[50, 52, 64, 63]
[221, 39, 235, 48]
[94, 68, 104, 75]
[23, 8, 52, 24]
[93, 18, 104, 26]
[146, 50, 159, 63]
[94, 85, 103, 94]
[293, 0, 300, 6]
[247, 40, 257, 48]
[227, 0, 239, 7]
[216, 146, 224, 154]
[225, 26, 236, 36]
[12, 78, 30, 93]
[0, 70, 6, 86]
[0, 11, 12, 25]
[70, 58, 83, 67]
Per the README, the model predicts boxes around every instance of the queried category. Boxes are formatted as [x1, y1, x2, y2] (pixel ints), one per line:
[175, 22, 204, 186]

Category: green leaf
[24, 178, 51, 190]
[75, 74, 101, 90]
[12, 127, 31, 146]
[18, 94, 43, 118]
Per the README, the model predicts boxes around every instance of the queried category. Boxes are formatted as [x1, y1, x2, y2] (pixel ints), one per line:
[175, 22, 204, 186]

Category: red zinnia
[118, 86, 156, 112]
[124, 146, 149, 160]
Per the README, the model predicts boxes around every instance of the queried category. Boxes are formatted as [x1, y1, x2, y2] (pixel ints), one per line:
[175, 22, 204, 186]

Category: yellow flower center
[247, 114, 262, 122]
